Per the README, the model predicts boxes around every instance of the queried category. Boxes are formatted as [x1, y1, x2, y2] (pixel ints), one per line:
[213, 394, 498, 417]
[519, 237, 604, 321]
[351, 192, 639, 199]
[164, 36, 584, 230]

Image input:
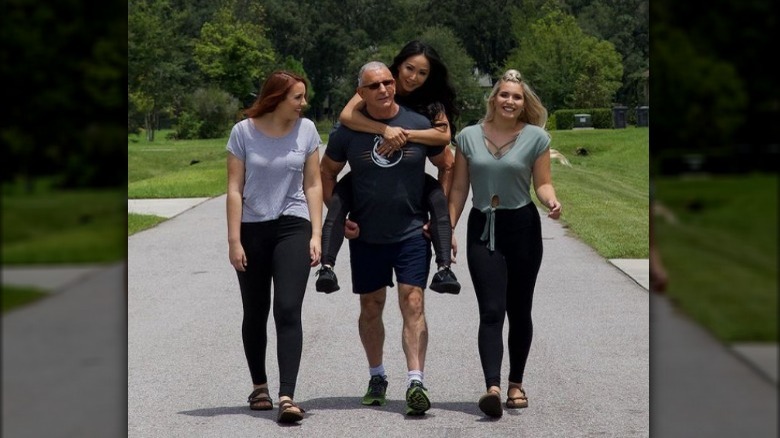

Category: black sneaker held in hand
[429, 266, 460, 294]
[315, 266, 340, 293]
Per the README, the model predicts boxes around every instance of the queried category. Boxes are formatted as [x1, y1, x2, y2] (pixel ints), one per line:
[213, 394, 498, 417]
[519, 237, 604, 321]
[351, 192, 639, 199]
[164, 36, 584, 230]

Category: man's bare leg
[359, 288, 389, 406]
[398, 283, 430, 415]
[398, 283, 427, 372]
[359, 288, 387, 368]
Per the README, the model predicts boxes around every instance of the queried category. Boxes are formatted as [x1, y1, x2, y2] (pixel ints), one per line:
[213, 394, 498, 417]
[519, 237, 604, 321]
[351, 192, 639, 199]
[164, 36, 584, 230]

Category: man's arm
[320, 154, 346, 206]
[427, 146, 454, 196]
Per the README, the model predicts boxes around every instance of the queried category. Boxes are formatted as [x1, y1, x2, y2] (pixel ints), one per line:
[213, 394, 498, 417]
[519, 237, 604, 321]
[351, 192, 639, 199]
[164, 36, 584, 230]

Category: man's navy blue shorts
[348, 234, 432, 294]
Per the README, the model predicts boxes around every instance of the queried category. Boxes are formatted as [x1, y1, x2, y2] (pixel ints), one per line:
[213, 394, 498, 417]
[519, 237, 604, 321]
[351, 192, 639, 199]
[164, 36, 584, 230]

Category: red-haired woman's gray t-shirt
[226, 117, 320, 222]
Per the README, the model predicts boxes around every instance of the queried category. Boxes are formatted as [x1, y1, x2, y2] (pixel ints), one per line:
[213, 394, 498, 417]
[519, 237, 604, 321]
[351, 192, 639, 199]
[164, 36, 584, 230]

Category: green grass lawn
[1, 285, 49, 313]
[654, 174, 777, 342]
[2, 188, 126, 264]
[129, 130, 227, 198]
[546, 127, 648, 258]
[128, 213, 167, 235]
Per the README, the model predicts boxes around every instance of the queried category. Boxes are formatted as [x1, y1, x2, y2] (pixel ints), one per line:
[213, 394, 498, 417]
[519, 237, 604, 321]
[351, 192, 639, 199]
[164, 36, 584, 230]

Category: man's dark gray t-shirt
[325, 105, 444, 244]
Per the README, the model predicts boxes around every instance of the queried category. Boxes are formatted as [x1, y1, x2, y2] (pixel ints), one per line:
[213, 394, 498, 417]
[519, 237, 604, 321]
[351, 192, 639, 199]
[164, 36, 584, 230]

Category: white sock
[369, 364, 386, 378]
[407, 370, 423, 387]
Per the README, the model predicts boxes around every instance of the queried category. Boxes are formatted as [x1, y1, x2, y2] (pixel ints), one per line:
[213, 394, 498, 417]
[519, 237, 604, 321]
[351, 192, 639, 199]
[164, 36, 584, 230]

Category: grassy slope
[128, 132, 227, 198]
[546, 127, 649, 258]
[655, 174, 778, 341]
[2, 189, 126, 264]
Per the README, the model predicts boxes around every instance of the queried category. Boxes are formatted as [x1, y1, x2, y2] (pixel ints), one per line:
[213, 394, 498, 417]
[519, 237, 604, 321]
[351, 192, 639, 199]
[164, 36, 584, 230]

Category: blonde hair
[484, 70, 571, 166]
[484, 69, 548, 128]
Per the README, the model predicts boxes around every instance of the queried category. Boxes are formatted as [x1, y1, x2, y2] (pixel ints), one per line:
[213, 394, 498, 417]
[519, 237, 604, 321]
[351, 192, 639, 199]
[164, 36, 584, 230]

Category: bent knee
[399, 287, 424, 314]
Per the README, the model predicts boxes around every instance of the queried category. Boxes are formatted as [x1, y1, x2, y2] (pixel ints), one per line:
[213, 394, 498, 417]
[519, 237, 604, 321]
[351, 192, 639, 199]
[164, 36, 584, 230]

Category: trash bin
[636, 106, 649, 127]
[612, 106, 627, 129]
[573, 113, 592, 129]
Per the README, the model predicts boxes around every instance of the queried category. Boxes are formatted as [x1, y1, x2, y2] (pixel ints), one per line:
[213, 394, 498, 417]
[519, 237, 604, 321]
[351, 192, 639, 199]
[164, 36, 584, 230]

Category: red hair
[244, 71, 307, 118]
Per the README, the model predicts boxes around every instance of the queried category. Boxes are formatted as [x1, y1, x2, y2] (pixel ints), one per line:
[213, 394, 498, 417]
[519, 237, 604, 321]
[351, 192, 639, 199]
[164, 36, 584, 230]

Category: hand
[344, 218, 360, 240]
[422, 221, 432, 240]
[375, 126, 408, 156]
[229, 242, 248, 272]
[546, 200, 562, 220]
[309, 238, 321, 267]
[451, 234, 458, 264]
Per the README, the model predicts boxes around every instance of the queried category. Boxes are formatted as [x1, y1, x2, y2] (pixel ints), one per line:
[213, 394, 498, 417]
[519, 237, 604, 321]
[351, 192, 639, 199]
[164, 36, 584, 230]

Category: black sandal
[478, 388, 503, 418]
[248, 387, 273, 411]
[505, 383, 528, 409]
[277, 399, 305, 423]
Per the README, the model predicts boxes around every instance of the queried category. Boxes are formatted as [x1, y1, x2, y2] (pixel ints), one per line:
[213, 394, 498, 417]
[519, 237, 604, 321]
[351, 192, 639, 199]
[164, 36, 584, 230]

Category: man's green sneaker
[361, 375, 388, 406]
[405, 380, 431, 415]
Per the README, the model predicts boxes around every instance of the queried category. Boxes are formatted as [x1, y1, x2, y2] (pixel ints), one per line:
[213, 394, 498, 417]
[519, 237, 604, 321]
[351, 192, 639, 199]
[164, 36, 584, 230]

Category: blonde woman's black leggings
[466, 204, 543, 389]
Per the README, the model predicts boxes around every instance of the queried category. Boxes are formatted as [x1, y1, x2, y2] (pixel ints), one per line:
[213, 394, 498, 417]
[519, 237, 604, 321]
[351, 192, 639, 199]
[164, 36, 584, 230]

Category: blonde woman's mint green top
[454, 123, 550, 249]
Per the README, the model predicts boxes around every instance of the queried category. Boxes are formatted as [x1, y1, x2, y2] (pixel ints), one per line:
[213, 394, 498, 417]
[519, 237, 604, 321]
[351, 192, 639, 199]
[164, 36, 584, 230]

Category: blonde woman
[447, 69, 562, 418]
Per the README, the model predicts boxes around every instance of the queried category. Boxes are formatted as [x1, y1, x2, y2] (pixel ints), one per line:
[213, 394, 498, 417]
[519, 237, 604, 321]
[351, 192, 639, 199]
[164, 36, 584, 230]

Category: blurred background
[1, 0, 127, 436]
[650, 0, 778, 436]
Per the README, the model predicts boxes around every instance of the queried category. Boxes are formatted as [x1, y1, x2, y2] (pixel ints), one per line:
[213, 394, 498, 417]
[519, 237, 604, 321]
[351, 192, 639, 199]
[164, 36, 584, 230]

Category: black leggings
[466, 204, 543, 389]
[236, 216, 311, 398]
[321, 172, 452, 267]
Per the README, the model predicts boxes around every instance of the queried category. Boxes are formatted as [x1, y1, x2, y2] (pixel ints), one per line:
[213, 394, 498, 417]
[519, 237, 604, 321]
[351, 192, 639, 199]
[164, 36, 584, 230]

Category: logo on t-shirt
[370, 135, 403, 168]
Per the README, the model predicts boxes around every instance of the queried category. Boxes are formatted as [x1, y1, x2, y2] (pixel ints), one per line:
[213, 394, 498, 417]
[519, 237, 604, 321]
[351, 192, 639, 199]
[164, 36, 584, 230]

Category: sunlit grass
[1, 285, 49, 313]
[2, 189, 126, 264]
[655, 174, 778, 342]
[543, 127, 649, 258]
[128, 213, 167, 236]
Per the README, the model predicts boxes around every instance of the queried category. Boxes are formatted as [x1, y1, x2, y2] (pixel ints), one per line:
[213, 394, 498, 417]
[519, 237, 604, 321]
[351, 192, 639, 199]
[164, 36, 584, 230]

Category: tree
[573, 0, 648, 107]
[571, 40, 623, 108]
[505, 9, 623, 112]
[3, 0, 126, 187]
[125, 0, 654, 132]
[416, 27, 485, 128]
[128, 0, 188, 141]
[192, 0, 277, 102]
[434, 0, 524, 74]
[651, 25, 746, 150]
[651, 0, 777, 152]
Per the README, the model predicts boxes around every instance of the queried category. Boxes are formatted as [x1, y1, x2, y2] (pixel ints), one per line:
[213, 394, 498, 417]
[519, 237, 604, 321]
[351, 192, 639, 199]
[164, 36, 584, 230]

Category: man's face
[357, 67, 396, 112]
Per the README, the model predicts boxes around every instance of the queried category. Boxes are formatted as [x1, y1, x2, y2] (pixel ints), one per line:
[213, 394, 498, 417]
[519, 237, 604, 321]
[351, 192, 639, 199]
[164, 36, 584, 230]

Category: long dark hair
[244, 71, 307, 118]
[389, 40, 459, 139]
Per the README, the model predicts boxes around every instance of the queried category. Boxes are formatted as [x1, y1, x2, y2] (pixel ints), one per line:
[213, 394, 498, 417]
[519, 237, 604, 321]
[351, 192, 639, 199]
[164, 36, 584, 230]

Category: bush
[590, 109, 612, 128]
[314, 118, 334, 136]
[175, 87, 239, 139]
[553, 108, 613, 129]
[546, 113, 557, 131]
[172, 112, 202, 140]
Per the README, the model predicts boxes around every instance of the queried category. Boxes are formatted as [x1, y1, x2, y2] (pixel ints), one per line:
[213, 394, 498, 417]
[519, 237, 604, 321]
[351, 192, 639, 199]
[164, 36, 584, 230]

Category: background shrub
[177, 87, 239, 139]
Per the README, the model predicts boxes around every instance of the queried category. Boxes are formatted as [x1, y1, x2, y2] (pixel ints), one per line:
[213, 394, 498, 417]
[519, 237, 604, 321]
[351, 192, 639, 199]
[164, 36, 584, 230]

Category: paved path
[124, 186, 654, 437]
[2, 262, 126, 437]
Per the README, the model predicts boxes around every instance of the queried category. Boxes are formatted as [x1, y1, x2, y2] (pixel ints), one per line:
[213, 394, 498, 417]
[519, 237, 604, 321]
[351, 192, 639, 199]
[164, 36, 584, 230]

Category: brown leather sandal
[248, 387, 273, 411]
[478, 388, 503, 418]
[505, 383, 528, 409]
[277, 399, 305, 423]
